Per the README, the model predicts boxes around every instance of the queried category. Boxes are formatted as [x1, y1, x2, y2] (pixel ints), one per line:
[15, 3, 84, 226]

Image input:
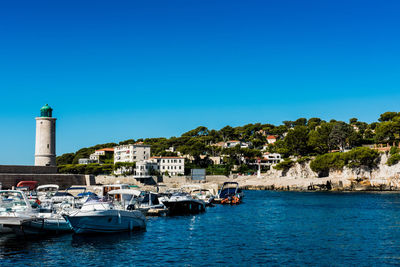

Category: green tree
[329, 121, 352, 151]
[56, 153, 75, 165]
[308, 122, 333, 154]
[182, 126, 209, 137]
[284, 126, 310, 156]
[294, 118, 307, 126]
[349, 118, 358, 124]
[219, 126, 236, 141]
[378, 112, 399, 122]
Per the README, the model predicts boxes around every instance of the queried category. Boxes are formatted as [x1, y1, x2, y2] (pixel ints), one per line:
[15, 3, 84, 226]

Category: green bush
[390, 146, 400, 155]
[310, 147, 380, 174]
[273, 159, 294, 171]
[343, 147, 380, 169]
[388, 153, 400, 166]
[206, 165, 230, 176]
[310, 153, 345, 174]
[58, 164, 114, 175]
[296, 156, 312, 164]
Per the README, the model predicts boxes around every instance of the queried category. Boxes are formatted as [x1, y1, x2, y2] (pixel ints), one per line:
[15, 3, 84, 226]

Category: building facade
[156, 157, 185, 175]
[114, 144, 151, 164]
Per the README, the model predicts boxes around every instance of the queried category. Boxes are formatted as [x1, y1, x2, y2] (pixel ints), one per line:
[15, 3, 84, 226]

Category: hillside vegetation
[57, 112, 400, 176]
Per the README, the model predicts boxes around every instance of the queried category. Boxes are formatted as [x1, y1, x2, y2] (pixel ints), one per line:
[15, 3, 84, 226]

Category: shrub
[58, 164, 114, 175]
[273, 159, 294, 171]
[310, 147, 380, 175]
[206, 165, 230, 176]
[390, 146, 400, 155]
[296, 156, 312, 165]
[343, 147, 380, 169]
[388, 154, 400, 166]
[310, 153, 345, 174]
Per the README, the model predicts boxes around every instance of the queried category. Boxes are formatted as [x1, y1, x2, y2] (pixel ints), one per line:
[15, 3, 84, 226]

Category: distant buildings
[133, 156, 185, 178]
[78, 158, 97, 164]
[262, 152, 282, 164]
[151, 156, 185, 176]
[89, 148, 114, 163]
[266, 135, 277, 144]
[211, 140, 252, 149]
[114, 143, 151, 164]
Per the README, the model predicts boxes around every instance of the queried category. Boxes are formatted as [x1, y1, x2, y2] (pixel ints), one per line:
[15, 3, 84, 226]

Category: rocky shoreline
[93, 154, 400, 193]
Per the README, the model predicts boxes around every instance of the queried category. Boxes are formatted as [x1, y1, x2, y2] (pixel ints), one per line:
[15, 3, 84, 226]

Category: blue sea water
[1, 191, 400, 266]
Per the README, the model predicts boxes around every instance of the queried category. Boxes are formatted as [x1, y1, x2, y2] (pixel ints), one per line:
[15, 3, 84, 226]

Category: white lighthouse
[35, 104, 56, 166]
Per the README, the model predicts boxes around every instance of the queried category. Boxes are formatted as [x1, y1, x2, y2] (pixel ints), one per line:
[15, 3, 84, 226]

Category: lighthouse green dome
[40, 104, 53, 117]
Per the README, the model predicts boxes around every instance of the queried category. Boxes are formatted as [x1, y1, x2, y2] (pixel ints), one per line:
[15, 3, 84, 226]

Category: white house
[89, 148, 114, 163]
[240, 142, 252, 149]
[114, 143, 151, 164]
[266, 135, 278, 144]
[151, 156, 185, 176]
[262, 152, 282, 164]
[133, 160, 159, 178]
[224, 140, 241, 148]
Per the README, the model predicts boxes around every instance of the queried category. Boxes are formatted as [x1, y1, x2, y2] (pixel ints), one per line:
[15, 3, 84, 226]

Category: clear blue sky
[0, 0, 399, 165]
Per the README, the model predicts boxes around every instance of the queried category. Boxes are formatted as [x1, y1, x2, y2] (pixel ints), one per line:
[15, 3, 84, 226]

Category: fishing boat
[0, 190, 71, 235]
[64, 190, 146, 234]
[162, 191, 206, 216]
[213, 182, 243, 204]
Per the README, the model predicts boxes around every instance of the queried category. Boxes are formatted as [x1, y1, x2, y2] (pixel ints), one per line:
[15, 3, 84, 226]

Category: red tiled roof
[227, 140, 240, 143]
[267, 135, 277, 139]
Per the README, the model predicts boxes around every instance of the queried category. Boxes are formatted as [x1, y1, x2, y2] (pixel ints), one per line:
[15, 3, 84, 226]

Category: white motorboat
[0, 190, 71, 235]
[37, 184, 59, 203]
[181, 185, 216, 206]
[190, 188, 215, 206]
[65, 190, 146, 234]
[162, 192, 206, 216]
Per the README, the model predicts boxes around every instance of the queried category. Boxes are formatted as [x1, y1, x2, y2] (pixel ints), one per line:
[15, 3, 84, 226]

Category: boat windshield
[219, 188, 238, 198]
[0, 191, 28, 211]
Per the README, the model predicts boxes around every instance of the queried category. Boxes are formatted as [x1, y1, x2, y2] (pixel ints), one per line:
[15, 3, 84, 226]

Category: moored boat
[0, 190, 71, 235]
[213, 182, 243, 204]
[64, 191, 146, 234]
[162, 192, 206, 216]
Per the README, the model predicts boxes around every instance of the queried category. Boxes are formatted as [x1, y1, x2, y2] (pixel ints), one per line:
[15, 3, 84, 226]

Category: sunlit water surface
[1, 191, 400, 266]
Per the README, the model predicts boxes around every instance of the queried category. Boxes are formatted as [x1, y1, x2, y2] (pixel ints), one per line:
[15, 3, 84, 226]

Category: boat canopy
[77, 192, 97, 197]
[37, 184, 59, 191]
[16, 181, 38, 190]
[107, 189, 141, 197]
[67, 187, 86, 190]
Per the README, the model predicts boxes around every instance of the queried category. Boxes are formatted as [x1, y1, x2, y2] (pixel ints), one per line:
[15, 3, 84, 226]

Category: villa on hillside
[225, 140, 241, 148]
[266, 135, 278, 144]
[89, 148, 114, 163]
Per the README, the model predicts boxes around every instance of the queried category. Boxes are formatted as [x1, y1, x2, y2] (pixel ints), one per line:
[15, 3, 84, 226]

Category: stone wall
[0, 165, 57, 174]
[0, 174, 89, 190]
[95, 175, 146, 185]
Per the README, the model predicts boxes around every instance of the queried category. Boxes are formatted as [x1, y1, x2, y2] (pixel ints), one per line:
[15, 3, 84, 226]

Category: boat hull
[6, 217, 72, 236]
[66, 210, 146, 234]
[163, 200, 205, 216]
